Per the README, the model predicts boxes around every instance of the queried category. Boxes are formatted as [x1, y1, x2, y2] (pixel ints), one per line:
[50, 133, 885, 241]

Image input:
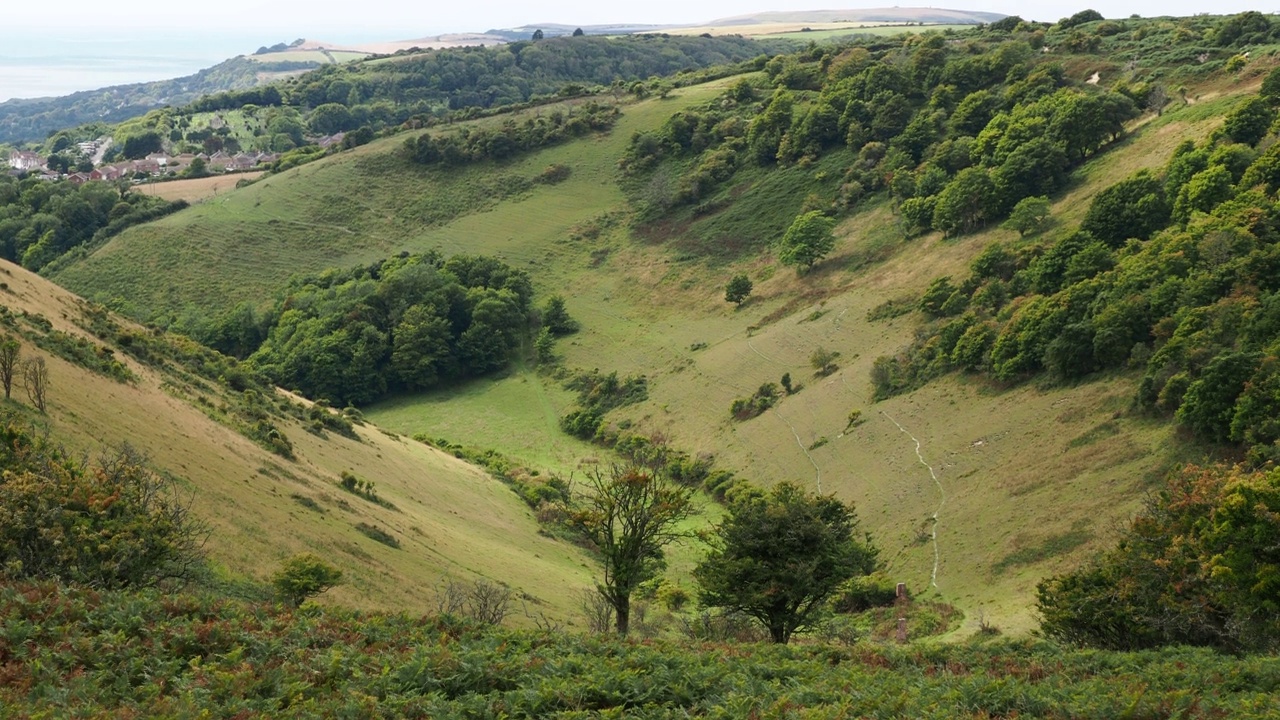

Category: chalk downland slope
[49, 52, 1263, 633]
[0, 260, 594, 619]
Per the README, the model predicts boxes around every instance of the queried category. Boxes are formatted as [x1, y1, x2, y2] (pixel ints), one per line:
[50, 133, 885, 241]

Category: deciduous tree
[571, 465, 693, 636]
[777, 211, 836, 272]
[932, 167, 998, 237]
[0, 336, 19, 399]
[21, 356, 48, 412]
[1002, 195, 1052, 237]
[695, 482, 878, 643]
[724, 274, 753, 306]
[272, 553, 343, 607]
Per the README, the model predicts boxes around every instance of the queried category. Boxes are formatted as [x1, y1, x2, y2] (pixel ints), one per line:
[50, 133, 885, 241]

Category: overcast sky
[5, 2, 1275, 38]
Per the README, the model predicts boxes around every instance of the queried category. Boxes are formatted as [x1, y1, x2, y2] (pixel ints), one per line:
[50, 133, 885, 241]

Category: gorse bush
[0, 418, 206, 588]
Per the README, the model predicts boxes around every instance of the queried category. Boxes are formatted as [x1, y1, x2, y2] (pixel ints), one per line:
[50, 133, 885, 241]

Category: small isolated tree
[777, 211, 836, 272]
[21, 356, 48, 412]
[572, 27, 585, 37]
[1002, 195, 1052, 237]
[695, 482, 879, 643]
[542, 295, 580, 335]
[532, 29, 545, 40]
[465, 579, 514, 625]
[1146, 84, 1169, 116]
[571, 465, 693, 635]
[725, 274, 753, 306]
[272, 553, 343, 607]
[534, 327, 557, 364]
[0, 336, 20, 399]
[810, 346, 839, 376]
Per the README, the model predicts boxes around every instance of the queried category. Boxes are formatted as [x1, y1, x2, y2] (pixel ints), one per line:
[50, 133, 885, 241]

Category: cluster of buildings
[6, 149, 282, 184]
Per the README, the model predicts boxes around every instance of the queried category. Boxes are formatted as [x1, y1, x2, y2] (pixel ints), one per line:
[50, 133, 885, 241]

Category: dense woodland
[0, 176, 184, 272]
[0, 57, 314, 145]
[873, 76, 1280, 465]
[190, 252, 575, 406]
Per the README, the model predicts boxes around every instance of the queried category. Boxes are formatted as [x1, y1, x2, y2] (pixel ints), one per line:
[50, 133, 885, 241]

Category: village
[5, 132, 347, 184]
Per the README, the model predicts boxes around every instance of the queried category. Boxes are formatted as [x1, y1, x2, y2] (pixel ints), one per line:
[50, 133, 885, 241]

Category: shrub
[810, 347, 840, 376]
[272, 553, 343, 606]
[0, 425, 206, 588]
[729, 383, 779, 421]
[354, 522, 400, 549]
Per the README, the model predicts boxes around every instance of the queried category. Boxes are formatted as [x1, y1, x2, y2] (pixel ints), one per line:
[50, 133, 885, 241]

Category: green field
[54, 85, 733, 320]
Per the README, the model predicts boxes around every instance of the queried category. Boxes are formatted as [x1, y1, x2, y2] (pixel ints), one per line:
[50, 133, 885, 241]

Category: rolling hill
[39, 13, 1280, 637]
[0, 258, 596, 620]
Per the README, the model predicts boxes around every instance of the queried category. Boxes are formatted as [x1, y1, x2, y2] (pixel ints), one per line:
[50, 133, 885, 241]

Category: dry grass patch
[138, 173, 264, 204]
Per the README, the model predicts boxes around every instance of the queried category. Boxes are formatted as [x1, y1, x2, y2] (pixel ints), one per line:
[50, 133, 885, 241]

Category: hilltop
[0, 8, 1003, 144]
[707, 8, 1007, 26]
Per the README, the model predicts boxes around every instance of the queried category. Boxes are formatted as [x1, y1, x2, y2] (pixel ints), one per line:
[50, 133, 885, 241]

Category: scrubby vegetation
[620, 20, 1146, 258]
[402, 102, 619, 167]
[559, 369, 649, 440]
[1038, 463, 1280, 653]
[0, 417, 206, 589]
[3, 581, 1280, 717]
[873, 79, 1280, 463]
[729, 382, 780, 421]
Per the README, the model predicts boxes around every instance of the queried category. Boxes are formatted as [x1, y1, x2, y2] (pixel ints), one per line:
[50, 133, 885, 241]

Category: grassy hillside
[48, 16, 1280, 635]
[0, 259, 596, 621]
[53, 87, 729, 321]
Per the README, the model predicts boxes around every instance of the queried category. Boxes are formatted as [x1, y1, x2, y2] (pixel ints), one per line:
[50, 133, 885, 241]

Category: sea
[0, 31, 336, 103]
[0, 32, 263, 103]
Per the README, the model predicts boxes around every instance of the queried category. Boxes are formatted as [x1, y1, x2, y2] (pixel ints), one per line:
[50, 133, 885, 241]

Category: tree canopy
[1038, 464, 1280, 653]
[189, 252, 575, 407]
[777, 211, 836, 271]
[695, 482, 878, 643]
[572, 465, 693, 636]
